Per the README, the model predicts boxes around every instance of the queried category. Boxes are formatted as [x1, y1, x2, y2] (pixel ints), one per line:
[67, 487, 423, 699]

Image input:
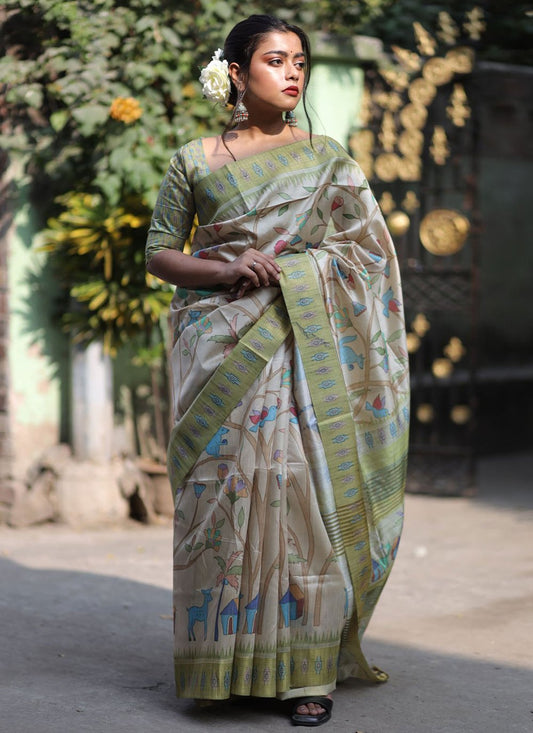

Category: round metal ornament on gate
[419, 209, 470, 255]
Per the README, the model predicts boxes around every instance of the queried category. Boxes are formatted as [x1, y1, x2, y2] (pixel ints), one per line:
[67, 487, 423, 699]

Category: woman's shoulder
[171, 137, 205, 162]
[314, 134, 351, 157]
[302, 135, 355, 169]
[310, 135, 368, 180]
[200, 134, 222, 152]
[167, 138, 210, 182]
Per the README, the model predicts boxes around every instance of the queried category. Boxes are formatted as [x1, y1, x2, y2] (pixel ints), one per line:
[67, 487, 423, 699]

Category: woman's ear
[228, 62, 244, 90]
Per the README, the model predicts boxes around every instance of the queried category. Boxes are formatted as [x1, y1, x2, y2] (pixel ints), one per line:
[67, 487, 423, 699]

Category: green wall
[8, 194, 66, 476]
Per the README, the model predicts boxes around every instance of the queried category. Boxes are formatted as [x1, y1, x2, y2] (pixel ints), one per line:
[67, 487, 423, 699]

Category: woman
[146, 14, 409, 727]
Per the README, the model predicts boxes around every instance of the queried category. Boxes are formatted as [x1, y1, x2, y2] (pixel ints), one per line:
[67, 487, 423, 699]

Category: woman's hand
[224, 251, 281, 297]
[147, 248, 280, 294]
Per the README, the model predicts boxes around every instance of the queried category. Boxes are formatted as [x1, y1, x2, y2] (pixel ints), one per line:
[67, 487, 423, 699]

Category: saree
[146, 135, 410, 701]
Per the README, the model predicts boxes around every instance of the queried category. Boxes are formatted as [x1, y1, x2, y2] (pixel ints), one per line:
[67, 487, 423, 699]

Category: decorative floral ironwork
[444, 337, 466, 362]
[447, 84, 471, 127]
[450, 405, 472, 424]
[379, 111, 397, 152]
[429, 125, 450, 165]
[386, 210, 411, 236]
[406, 332, 421, 353]
[422, 57, 454, 86]
[416, 404, 435, 423]
[398, 129, 424, 157]
[374, 152, 400, 182]
[432, 357, 453, 379]
[392, 45, 422, 73]
[411, 313, 430, 337]
[464, 7, 486, 40]
[437, 11, 460, 45]
[379, 68, 410, 91]
[408, 77, 437, 106]
[398, 155, 421, 181]
[399, 103, 428, 130]
[402, 191, 420, 213]
[413, 21, 437, 56]
[378, 191, 396, 214]
[446, 47, 475, 74]
[349, 129, 374, 156]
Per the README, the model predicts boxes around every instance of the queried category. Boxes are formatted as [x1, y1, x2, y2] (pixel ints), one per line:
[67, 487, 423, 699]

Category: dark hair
[222, 14, 313, 133]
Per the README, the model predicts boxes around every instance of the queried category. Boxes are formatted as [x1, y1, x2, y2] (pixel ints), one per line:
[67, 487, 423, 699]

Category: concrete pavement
[1, 452, 532, 733]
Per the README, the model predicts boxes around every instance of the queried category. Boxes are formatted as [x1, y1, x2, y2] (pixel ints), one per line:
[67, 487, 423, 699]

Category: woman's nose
[286, 64, 299, 80]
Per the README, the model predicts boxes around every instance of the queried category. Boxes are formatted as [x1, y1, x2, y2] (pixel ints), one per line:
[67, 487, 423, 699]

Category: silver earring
[234, 100, 249, 123]
[285, 110, 297, 127]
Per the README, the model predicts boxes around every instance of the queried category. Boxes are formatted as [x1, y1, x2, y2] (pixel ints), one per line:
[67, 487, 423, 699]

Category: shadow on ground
[1, 555, 531, 733]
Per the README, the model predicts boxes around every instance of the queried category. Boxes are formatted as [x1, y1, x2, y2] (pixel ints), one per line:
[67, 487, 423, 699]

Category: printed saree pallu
[154, 137, 410, 701]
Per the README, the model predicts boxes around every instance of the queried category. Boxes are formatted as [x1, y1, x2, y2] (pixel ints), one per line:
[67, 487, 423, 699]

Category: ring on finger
[251, 261, 257, 271]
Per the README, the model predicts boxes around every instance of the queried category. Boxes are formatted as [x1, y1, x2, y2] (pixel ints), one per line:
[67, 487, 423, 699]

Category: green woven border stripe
[167, 296, 291, 490]
[279, 254, 372, 618]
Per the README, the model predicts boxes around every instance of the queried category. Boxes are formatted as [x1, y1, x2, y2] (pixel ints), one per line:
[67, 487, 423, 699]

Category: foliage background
[0, 0, 531, 450]
[2, 1, 530, 220]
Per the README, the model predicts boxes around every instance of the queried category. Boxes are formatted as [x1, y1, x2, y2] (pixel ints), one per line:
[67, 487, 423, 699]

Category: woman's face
[232, 31, 306, 115]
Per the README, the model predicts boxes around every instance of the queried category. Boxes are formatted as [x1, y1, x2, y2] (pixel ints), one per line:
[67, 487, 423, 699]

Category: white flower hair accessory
[199, 48, 230, 106]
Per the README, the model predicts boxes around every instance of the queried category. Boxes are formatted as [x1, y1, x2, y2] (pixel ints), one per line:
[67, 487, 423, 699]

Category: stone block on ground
[0, 479, 16, 507]
[54, 461, 129, 527]
[136, 459, 173, 516]
[151, 474, 174, 518]
[117, 459, 159, 524]
[8, 472, 57, 528]
[39, 443, 73, 476]
[118, 458, 173, 523]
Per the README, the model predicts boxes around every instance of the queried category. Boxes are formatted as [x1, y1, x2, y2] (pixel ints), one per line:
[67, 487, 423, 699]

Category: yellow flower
[182, 82, 197, 98]
[109, 97, 142, 124]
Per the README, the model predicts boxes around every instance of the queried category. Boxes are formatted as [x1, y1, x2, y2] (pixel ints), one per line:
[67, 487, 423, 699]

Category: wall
[475, 63, 533, 364]
[0, 173, 11, 491]
[7, 179, 66, 480]
[302, 34, 386, 142]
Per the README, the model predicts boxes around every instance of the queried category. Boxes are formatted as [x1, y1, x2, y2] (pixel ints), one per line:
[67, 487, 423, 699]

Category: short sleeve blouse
[145, 139, 210, 264]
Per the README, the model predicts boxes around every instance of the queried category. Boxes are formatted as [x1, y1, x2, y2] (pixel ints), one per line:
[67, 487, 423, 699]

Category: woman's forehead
[253, 31, 304, 56]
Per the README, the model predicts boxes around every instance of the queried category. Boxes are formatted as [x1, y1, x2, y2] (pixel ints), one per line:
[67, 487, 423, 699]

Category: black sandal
[291, 696, 333, 727]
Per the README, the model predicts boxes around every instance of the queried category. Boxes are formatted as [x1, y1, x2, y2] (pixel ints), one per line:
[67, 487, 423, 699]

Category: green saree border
[193, 136, 347, 224]
[278, 254, 384, 682]
[167, 296, 291, 490]
[174, 639, 340, 699]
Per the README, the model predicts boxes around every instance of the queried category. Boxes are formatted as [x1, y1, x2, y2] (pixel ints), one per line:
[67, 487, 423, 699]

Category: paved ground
[1, 452, 532, 733]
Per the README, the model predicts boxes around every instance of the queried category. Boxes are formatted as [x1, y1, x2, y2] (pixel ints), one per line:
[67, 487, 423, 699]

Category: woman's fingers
[227, 253, 281, 294]
[230, 277, 254, 298]
[248, 259, 276, 287]
[253, 255, 281, 284]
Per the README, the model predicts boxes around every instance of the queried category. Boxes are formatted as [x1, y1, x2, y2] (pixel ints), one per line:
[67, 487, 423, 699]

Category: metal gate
[349, 9, 485, 495]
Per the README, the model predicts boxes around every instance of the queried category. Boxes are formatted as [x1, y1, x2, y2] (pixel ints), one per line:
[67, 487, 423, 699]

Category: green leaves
[1, 0, 231, 208]
[71, 104, 110, 136]
[40, 192, 173, 354]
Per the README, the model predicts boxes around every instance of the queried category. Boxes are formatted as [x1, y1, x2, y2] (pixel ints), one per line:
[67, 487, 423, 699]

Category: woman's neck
[202, 123, 308, 172]
[223, 123, 307, 152]
[233, 114, 287, 138]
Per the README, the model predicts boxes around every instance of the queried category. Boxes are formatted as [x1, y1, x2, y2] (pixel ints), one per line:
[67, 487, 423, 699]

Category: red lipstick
[283, 86, 299, 96]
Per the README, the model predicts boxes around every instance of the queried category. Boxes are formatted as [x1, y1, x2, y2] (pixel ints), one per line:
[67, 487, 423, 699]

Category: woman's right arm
[146, 149, 279, 292]
[147, 247, 280, 291]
